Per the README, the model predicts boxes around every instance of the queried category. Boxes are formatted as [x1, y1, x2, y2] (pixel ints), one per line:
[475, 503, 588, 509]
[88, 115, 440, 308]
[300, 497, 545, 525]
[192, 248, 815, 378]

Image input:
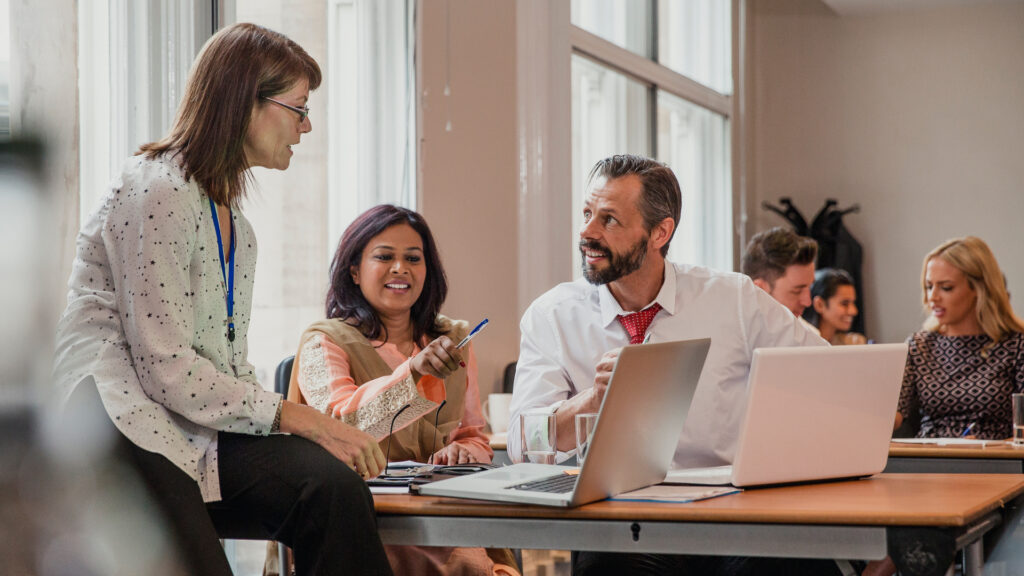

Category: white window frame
[569, 5, 738, 272]
[327, 0, 417, 253]
[516, 1, 745, 313]
[79, 0, 214, 223]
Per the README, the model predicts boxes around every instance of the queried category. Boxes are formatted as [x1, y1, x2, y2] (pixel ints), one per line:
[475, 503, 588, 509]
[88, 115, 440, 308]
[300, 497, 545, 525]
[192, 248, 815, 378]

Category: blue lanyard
[208, 197, 236, 342]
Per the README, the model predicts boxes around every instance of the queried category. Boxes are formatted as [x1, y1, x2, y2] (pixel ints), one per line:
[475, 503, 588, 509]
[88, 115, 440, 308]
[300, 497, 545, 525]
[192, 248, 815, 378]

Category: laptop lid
[418, 338, 711, 507]
[730, 343, 908, 487]
[569, 337, 711, 505]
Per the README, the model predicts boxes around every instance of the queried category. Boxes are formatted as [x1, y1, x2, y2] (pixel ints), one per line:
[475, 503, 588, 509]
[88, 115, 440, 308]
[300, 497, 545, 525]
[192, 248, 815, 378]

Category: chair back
[502, 362, 517, 394]
[275, 356, 295, 396]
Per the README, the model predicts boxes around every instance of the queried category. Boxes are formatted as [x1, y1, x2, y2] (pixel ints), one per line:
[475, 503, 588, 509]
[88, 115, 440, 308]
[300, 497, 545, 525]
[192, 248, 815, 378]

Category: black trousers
[572, 551, 844, 576]
[69, 382, 393, 576]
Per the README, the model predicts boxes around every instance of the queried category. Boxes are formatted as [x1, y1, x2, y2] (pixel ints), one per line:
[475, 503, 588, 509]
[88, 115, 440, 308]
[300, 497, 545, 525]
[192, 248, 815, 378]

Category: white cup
[483, 393, 513, 434]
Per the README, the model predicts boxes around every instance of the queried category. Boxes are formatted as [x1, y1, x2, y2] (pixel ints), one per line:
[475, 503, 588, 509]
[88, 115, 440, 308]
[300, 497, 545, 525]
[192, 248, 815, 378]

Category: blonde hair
[921, 236, 1024, 342]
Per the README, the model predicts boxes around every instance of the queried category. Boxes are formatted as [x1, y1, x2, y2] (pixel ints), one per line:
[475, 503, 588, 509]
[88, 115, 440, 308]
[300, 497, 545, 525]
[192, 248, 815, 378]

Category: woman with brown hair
[291, 204, 518, 575]
[895, 236, 1024, 439]
[53, 23, 392, 576]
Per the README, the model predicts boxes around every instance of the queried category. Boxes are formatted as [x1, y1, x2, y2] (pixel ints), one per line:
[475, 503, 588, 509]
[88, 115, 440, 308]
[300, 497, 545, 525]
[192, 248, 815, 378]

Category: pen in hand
[960, 422, 977, 438]
[456, 319, 488, 349]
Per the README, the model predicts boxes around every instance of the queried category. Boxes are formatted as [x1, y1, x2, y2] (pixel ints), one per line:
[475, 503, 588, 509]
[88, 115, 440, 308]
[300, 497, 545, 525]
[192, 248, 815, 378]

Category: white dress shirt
[508, 260, 827, 467]
[53, 154, 280, 502]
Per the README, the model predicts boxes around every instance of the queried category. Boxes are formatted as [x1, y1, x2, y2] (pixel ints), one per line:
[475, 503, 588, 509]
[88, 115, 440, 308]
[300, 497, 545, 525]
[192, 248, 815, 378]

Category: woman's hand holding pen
[410, 335, 464, 382]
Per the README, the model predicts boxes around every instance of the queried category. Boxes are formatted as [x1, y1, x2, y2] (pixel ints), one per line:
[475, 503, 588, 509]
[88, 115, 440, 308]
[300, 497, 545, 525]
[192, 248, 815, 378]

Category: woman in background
[291, 204, 518, 576]
[804, 268, 867, 345]
[52, 23, 391, 576]
[895, 236, 1024, 439]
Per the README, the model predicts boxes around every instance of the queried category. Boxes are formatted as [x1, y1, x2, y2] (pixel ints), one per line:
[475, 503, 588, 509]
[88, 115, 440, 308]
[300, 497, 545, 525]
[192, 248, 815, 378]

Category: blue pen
[456, 319, 489, 349]
[960, 422, 976, 438]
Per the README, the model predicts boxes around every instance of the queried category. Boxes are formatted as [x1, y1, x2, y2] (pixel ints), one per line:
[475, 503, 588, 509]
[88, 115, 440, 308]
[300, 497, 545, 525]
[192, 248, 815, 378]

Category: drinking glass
[520, 411, 557, 464]
[575, 413, 598, 466]
[1013, 393, 1024, 447]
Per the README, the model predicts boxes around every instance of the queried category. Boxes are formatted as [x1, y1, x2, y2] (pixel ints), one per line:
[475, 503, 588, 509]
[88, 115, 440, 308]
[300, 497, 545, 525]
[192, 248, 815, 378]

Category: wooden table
[887, 441, 1024, 474]
[374, 473, 1024, 576]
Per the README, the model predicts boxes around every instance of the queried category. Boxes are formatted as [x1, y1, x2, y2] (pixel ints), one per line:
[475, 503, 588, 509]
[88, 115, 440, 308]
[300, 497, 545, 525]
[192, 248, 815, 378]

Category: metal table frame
[378, 507, 1004, 576]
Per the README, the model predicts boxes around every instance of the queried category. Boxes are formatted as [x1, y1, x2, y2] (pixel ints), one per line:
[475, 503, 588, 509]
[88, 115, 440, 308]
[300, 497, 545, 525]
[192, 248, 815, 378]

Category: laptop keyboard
[506, 473, 578, 493]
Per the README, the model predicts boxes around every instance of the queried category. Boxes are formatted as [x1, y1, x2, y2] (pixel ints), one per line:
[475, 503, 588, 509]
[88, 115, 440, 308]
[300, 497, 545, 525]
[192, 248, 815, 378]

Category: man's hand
[590, 348, 621, 408]
[551, 348, 622, 451]
[410, 335, 464, 381]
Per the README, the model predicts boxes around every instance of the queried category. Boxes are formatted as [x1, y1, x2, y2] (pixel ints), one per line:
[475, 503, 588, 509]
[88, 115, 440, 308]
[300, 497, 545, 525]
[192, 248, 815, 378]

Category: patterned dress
[897, 331, 1024, 439]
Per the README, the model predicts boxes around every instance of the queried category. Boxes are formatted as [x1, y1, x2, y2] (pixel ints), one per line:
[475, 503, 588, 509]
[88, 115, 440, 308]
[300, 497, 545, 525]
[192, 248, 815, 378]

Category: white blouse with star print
[53, 153, 281, 502]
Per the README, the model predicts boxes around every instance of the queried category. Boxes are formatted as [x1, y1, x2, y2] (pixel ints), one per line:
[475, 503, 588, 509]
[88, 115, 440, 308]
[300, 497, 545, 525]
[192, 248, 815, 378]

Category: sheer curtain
[79, 0, 213, 224]
[234, 0, 416, 389]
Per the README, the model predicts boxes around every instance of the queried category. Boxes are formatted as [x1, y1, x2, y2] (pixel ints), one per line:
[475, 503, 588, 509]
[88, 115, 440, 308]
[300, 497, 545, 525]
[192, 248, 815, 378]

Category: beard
[580, 235, 649, 285]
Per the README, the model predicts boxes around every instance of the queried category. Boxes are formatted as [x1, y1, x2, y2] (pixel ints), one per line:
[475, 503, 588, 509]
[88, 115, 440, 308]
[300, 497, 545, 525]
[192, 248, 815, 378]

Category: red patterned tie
[617, 303, 662, 345]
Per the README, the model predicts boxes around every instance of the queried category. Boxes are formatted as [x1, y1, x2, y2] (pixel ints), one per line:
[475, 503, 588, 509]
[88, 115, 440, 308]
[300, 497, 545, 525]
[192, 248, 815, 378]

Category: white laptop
[418, 338, 712, 507]
[666, 343, 909, 488]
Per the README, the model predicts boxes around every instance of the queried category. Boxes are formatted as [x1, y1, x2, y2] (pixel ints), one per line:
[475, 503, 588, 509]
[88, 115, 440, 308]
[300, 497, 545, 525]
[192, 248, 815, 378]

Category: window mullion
[571, 25, 731, 118]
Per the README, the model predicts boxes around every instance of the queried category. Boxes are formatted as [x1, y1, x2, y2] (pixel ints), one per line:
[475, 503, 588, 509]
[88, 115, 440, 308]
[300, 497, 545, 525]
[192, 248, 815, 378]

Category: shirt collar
[598, 260, 676, 327]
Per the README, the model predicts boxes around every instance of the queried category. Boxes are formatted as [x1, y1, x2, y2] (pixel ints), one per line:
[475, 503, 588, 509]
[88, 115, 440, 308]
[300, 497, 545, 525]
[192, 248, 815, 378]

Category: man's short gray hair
[587, 154, 682, 257]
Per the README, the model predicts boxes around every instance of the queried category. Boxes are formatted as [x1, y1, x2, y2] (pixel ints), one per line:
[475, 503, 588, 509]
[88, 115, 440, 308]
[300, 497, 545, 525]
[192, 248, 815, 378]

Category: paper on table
[369, 485, 410, 495]
[892, 438, 1007, 447]
[610, 484, 740, 503]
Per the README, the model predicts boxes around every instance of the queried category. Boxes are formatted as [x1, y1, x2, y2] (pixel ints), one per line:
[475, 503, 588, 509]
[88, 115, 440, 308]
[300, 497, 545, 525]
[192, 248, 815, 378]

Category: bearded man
[507, 154, 831, 575]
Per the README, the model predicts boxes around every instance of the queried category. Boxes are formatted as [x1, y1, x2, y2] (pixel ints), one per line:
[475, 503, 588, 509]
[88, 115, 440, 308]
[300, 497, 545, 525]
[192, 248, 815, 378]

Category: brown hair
[138, 22, 321, 206]
[741, 226, 818, 288]
[326, 205, 449, 344]
[587, 154, 682, 257]
[921, 236, 1024, 342]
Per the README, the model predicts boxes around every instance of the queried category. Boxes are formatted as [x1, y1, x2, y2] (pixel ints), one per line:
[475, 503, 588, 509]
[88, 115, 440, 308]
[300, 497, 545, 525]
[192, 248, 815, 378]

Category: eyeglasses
[428, 400, 447, 466]
[260, 96, 310, 123]
[384, 404, 412, 476]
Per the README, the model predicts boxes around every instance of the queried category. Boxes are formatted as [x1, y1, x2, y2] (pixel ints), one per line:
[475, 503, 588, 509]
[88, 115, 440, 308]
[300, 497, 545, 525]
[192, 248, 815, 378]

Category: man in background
[741, 227, 818, 327]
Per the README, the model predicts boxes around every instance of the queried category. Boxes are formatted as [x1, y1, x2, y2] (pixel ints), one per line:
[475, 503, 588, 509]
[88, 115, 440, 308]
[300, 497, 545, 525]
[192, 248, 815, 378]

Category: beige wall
[748, 0, 1024, 344]
[418, 0, 520, 396]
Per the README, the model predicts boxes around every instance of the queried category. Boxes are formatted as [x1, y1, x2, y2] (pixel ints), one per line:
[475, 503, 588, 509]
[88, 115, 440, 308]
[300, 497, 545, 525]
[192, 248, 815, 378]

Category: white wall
[418, 0, 522, 396]
[748, 0, 1024, 344]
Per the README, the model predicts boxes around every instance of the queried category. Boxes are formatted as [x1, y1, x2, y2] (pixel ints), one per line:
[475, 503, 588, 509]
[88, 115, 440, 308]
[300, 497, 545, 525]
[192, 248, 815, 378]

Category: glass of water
[1013, 393, 1024, 447]
[521, 411, 557, 464]
[575, 413, 598, 466]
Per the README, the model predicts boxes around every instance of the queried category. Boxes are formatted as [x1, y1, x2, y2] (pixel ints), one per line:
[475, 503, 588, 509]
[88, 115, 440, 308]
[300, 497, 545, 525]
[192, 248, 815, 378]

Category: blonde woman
[895, 237, 1024, 439]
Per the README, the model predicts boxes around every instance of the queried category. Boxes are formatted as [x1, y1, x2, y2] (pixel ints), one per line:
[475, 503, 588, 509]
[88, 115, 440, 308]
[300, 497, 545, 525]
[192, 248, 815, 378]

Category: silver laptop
[419, 338, 711, 507]
[665, 343, 908, 488]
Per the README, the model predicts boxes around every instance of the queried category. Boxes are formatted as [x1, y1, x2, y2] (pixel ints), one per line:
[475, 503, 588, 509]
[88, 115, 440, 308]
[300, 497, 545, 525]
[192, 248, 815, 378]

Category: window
[78, 1, 415, 391]
[78, 0, 214, 225]
[232, 0, 416, 389]
[0, 0, 9, 139]
[570, 0, 734, 272]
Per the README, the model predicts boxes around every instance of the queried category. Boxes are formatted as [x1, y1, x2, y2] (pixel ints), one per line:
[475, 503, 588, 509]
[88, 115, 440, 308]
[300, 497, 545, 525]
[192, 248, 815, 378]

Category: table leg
[887, 527, 954, 576]
[961, 539, 984, 576]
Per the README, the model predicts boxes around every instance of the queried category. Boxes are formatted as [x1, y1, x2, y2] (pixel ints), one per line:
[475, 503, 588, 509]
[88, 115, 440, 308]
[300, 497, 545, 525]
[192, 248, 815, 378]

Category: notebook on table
[665, 343, 909, 488]
[418, 338, 712, 507]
